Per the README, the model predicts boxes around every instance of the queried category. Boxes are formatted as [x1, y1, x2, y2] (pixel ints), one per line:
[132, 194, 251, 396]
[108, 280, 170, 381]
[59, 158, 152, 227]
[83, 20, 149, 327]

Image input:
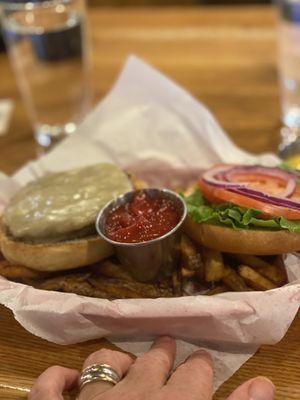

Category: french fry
[222, 266, 250, 292]
[90, 276, 174, 299]
[181, 235, 201, 269]
[232, 254, 286, 285]
[273, 255, 288, 284]
[206, 285, 230, 296]
[181, 267, 196, 278]
[183, 184, 198, 197]
[130, 175, 149, 190]
[34, 269, 174, 299]
[202, 248, 225, 282]
[238, 265, 277, 291]
[181, 235, 205, 280]
[172, 269, 182, 296]
[94, 260, 133, 281]
[0, 259, 49, 280]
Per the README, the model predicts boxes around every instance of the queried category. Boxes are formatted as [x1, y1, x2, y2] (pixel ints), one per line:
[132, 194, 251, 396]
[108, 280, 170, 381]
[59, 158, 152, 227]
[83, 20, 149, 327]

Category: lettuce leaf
[184, 190, 300, 233]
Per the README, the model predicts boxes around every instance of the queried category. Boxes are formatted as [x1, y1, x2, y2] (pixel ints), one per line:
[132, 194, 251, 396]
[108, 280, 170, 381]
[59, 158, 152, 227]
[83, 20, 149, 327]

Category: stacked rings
[79, 364, 121, 390]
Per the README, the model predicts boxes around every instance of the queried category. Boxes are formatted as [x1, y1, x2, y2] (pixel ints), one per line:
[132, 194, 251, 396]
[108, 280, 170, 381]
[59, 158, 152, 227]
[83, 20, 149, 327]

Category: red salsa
[105, 190, 181, 243]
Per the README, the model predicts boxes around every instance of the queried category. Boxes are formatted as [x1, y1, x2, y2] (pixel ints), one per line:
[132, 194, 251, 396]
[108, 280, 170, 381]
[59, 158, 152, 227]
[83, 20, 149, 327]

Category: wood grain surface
[0, 5, 299, 400]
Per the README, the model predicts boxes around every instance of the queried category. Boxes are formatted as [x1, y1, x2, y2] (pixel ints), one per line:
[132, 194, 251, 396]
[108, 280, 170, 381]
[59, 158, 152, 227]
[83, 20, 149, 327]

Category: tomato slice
[199, 180, 300, 220]
[291, 185, 300, 202]
[225, 172, 288, 196]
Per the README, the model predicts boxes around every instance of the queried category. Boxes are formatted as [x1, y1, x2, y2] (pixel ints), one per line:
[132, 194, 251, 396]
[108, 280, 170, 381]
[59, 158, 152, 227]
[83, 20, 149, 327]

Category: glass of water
[0, 0, 91, 147]
[277, 0, 300, 158]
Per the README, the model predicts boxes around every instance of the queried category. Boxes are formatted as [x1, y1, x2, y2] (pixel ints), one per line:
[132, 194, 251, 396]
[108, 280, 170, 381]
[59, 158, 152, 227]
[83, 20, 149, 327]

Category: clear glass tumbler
[0, 0, 91, 147]
[277, 0, 300, 158]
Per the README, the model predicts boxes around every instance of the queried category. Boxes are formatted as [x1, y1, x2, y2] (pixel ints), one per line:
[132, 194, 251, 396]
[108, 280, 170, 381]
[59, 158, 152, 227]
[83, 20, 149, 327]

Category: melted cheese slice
[4, 163, 132, 241]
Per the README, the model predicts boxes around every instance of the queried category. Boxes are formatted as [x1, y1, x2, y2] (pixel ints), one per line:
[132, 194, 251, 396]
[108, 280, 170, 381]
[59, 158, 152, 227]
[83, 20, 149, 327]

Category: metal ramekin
[95, 188, 187, 283]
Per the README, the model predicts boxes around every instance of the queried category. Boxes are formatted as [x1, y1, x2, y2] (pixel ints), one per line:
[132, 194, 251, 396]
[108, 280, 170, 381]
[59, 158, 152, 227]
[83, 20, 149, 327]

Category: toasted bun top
[184, 216, 300, 255]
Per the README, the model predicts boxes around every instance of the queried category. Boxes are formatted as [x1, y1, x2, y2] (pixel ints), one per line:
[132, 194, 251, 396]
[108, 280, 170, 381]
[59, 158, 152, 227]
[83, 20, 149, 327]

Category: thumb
[227, 376, 275, 400]
[29, 365, 79, 400]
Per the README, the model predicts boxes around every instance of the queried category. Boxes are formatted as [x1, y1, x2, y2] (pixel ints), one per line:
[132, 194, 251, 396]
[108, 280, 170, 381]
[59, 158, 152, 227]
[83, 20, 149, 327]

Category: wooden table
[0, 5, 299, 399]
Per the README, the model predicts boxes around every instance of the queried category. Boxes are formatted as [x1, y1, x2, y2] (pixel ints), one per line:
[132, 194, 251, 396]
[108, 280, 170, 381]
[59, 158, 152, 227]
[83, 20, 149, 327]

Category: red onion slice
[229, 187, 300, 210]
[280, 177, 297, 198]
[224, 166, 296, 198]
[202, 165, 297, 202]
[202, 165, 248, 189]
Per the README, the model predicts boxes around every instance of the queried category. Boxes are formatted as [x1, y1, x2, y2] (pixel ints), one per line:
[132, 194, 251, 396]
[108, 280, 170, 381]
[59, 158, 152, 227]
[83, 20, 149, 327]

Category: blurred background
[0, 0, 275, 54]
[2, 0, 300, 169]
[0, 0, 271, 53]
[76, 1, 269, 5]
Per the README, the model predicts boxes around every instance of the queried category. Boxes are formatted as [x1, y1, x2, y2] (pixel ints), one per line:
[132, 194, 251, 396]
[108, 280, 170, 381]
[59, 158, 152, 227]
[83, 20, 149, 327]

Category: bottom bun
[0, 226, 113, 272]
[184, 216, 300, 255]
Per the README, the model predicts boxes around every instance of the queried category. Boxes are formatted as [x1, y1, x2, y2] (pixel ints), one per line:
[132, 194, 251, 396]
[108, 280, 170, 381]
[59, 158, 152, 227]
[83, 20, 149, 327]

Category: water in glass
[2, 1, 91, 146]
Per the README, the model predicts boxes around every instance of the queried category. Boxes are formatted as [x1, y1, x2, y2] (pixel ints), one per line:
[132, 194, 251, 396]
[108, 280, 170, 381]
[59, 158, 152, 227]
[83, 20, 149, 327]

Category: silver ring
[79, 364, 121, 391]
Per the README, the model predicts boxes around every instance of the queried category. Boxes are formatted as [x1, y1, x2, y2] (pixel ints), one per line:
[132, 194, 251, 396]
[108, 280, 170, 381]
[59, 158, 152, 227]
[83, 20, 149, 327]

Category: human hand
[29, 337, 275, 400]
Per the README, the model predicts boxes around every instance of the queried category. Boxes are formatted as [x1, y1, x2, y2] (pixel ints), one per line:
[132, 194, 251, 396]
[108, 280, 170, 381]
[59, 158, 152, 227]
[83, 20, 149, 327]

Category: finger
[166, 349, 213, 400]
[29, 366, 79, 400]
[226, 376, 275, 400]
[120, 336, 176, 392]
[78, 348, 134, 400]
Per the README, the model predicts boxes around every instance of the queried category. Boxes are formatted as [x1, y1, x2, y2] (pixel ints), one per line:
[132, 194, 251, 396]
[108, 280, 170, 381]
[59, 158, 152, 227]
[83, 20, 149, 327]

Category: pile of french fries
[180, 235, 287, 295]
[0, 235, 288, 299]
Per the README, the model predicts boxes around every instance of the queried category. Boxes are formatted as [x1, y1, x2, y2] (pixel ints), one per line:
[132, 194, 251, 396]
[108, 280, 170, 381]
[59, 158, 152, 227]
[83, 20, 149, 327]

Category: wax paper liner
[0, 56, 299, 391]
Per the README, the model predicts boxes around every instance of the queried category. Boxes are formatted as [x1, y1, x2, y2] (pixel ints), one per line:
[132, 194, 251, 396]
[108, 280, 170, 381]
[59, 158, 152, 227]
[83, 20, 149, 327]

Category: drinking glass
[0, 0, 91, 147]
[276, 0, 300, 163]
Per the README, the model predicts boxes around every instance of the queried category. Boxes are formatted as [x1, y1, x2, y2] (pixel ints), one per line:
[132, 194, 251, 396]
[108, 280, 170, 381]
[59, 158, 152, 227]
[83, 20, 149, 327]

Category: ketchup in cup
[96, 188, 187, 283]
[105, 191, 181, 243]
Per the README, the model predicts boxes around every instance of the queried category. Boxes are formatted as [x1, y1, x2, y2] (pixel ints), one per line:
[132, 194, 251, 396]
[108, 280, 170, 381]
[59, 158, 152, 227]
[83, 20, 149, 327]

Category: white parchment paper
[0, 56, 299, 391]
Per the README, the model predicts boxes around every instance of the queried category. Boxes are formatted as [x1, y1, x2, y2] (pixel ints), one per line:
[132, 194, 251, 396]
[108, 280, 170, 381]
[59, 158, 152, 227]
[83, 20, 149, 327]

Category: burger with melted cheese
[0, 163, 132, 271]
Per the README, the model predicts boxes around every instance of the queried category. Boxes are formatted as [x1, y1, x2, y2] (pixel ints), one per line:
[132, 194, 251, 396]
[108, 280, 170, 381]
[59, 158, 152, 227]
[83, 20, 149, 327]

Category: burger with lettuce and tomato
[184, 164, 300, 254]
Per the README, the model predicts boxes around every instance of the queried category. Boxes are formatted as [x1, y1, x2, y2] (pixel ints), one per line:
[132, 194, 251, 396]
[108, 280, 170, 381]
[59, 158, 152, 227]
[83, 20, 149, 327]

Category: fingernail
[154, 336, 173, 344]
[187, 349, 213, 366]
[249, 377, 275, 400]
